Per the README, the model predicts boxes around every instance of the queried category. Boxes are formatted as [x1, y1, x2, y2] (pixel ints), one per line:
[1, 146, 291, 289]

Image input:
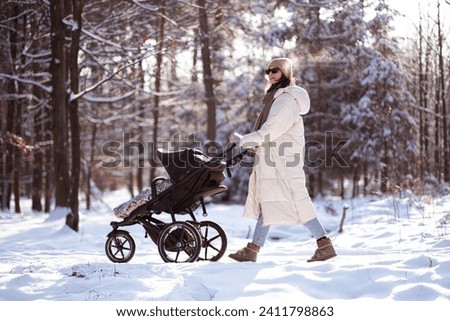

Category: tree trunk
[66, 0, 84, 232]
[44, 139, 52, 213]
[2, 98, 12, 210]
[437, 3, 449, 182]
[128, 169, 134, 198]
[149, 2, 165, 183]
[4, 3, 19, 212]
[197, 0, 216, 141]
[31, 107, 44, 212]
[192, 29, 199, 83]
[13, 5, 30, 214]
[13, 102, 22, 214]
[423, 32, 431, 177]
[86, 123, 97, 210]
[418, 12, 425, 180]
[352, 170, 359, 198]
[137, 68, 145, 192]
[363, 166, 369, 196]
[434, 81, 441, 183]
[137, 142, 144, 192]
[380, 140, 389, 194]
[50, 0, 71, 211]
[31, 22, 44, 212]
[308, 173, 315, 198]
[318, 171, 323, 197]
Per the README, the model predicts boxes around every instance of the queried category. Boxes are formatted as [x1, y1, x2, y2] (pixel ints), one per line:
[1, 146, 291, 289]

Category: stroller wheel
[198, 221, 227, 261]
[157, 222, 201, 263]
[105, 230, 136, 263]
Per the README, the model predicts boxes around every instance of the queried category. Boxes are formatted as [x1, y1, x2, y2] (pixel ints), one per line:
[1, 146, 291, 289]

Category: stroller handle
[210, 142, 249, 177]
[210, 142, 248, 162]
[209, 142, 235, 158]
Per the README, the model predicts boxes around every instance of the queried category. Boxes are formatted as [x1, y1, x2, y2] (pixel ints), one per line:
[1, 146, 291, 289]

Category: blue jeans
[252, 215, 327, 247]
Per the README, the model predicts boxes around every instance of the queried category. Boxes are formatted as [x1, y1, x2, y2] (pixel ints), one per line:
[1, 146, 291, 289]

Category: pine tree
[342, 1, 418, 193]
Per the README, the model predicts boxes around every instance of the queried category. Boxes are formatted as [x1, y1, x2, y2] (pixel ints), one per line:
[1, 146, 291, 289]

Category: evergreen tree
[341, 1, 418, 193]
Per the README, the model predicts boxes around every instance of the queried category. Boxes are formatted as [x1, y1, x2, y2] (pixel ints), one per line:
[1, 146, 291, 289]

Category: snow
[0, 189, 449, 318]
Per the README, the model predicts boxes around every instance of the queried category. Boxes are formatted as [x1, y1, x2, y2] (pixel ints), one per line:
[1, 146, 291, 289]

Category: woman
[229, 57, 336, 263]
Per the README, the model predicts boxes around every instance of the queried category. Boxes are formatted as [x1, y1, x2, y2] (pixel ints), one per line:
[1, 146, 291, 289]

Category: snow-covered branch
[0, 73, 52, 93]
[81, 28, 144, 52]
[70, 52, 155, 102]
[129, 0, 159, 11]
[82, 91, 135, 103]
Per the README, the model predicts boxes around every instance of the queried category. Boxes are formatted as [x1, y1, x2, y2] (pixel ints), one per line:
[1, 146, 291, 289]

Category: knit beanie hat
[267, 58, 293, 80]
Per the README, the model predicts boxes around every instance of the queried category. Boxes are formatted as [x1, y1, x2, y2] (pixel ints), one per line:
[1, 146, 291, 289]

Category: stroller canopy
[156, 148, 221, 181]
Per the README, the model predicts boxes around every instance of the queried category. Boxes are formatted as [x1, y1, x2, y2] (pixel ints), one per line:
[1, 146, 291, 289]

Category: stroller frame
[105, 143, 245, 263]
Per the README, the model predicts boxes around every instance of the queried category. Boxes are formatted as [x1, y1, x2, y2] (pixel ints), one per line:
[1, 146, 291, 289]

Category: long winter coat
[238, 84, 317, 226]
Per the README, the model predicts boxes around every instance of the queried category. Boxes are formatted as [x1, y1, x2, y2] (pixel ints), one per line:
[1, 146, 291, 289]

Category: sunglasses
[265, 67, 280, 75]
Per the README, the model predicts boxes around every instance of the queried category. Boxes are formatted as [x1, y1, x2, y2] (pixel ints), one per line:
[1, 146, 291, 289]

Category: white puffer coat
[238, 84, 317, 226]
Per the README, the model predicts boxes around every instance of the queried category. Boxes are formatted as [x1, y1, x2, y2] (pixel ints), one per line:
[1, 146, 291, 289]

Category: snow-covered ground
[0, 188, 449, 319]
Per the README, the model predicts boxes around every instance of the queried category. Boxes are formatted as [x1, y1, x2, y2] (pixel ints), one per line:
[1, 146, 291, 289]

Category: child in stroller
[105, 143, 245, 263]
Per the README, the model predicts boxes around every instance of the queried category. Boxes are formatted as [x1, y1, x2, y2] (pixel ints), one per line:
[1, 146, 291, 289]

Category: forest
[0, 0, 449, 232]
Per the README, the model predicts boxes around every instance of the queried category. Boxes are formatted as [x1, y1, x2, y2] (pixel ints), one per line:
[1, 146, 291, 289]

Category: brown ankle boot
[307, 237, 337, 262]
[229, 242, 260, 262]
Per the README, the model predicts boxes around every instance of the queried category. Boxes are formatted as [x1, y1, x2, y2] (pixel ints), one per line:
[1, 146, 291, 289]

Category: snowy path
[1, 193, 449, 302]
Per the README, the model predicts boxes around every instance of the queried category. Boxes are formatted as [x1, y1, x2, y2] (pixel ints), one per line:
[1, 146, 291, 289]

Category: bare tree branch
[69, 52, 155, 102]
[0, 73, 52, 93]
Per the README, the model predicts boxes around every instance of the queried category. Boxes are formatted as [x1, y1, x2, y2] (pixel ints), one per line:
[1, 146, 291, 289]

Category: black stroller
[105, 143, 245, 263]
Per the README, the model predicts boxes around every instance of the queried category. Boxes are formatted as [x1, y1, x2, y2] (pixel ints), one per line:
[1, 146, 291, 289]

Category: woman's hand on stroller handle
[210, 135, 250, 164]
[229, 132, 243, 145]
[228, 132, 257, 155]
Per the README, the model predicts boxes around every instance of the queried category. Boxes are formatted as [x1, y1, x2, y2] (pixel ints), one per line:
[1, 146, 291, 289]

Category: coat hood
[274, 85, 310, 115]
